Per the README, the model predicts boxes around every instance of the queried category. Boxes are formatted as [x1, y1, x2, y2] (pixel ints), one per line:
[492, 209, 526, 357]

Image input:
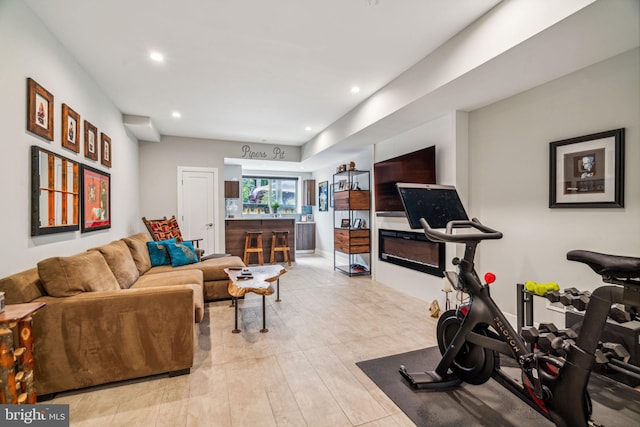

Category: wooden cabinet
[225, 219, 295, 263]
[224, 181, 240, 198]
[302, 179, 316, 206]
[296, 223, 316, 252]
[333, 170, 370, 276]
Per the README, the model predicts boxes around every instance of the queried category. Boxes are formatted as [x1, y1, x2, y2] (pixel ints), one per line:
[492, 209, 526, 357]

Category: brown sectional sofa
[0, 233, 244, 398]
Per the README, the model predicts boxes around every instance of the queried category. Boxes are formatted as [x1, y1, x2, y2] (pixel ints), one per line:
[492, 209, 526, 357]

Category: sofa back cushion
[0, 268, 45, 304]
[122, 233, 152, 275]
[38, 251, 120, 297]
[90, 240, 140, 289]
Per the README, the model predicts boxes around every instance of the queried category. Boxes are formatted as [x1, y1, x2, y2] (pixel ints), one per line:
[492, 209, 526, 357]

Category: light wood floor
[51, 254, 439, 426]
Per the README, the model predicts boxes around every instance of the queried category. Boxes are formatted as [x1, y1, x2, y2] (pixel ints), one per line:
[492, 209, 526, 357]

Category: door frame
[176, 166, 221, 254]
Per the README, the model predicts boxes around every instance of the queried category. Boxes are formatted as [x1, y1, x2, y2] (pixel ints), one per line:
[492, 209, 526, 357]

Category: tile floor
[50, 255, 438, 426]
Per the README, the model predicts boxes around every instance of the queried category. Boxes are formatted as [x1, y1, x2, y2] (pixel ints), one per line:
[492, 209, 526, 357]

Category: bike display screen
[397, 184, 469, 229]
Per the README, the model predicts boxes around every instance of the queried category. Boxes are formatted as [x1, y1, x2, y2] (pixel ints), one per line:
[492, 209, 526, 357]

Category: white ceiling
[22, 0, 639, 173]
[23, 0, 501, 147]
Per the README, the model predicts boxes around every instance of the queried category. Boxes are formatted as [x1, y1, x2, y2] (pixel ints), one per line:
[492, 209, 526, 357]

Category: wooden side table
[0, 302, 46, 404]
[225, 266, 286, 333]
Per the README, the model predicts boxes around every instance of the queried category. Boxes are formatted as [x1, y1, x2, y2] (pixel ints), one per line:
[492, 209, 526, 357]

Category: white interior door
[177, 167, 218, 255]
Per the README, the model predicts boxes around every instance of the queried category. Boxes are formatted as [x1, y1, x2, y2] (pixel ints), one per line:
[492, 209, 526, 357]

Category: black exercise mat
[356, 347, 640, 427]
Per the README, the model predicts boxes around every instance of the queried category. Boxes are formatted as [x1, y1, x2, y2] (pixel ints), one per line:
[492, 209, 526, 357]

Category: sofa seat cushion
[38, 251, 120, 297]
[122, 233, 152, 275]
[90, 240, 140, 289]
[146, 256, 244, 282]
[132, 269, 204, 322]
[0, 268, 44, 304]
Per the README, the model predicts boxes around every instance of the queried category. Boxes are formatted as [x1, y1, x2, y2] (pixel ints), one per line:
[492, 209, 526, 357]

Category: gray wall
[0, 1, 140, 277]
[468, 48, 639, 323]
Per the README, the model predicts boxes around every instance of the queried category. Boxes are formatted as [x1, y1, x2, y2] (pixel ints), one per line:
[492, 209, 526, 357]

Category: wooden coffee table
[225, 265, 286, 333]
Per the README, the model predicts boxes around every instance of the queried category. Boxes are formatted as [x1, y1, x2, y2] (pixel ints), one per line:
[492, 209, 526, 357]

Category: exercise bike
[395, 183, 640, 427]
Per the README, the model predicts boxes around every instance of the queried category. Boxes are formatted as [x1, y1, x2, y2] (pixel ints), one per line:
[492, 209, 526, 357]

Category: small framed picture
[84, 120, 98, 160]
[353, 218, 362, 229]
[26, 78, 54, 141]
[340, 218, 350, 228]
[101, 132, 112, 168]
[61, 104, 80, 153]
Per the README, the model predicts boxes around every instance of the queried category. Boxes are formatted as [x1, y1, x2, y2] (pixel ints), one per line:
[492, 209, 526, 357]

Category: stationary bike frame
[403, 218, 640, 427]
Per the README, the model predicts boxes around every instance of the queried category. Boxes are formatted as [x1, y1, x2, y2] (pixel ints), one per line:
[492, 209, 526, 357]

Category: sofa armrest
[32, 286, 195, 396]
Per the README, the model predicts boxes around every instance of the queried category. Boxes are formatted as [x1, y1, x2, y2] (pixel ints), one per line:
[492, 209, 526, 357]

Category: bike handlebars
[419, 217, 503, 243]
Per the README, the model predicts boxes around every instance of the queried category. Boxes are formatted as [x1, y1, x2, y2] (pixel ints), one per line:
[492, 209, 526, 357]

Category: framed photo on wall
[84, 120, 98, 160]
[100, 132, 112, 167]
[61, 104, 80, 153]
[318, 181, 328, 211]
[549, 128, 624, 208]
[26, 78, 54, 141]
[80, 164, 111, 232]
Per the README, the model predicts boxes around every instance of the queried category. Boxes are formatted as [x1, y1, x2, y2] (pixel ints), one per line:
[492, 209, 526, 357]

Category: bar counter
[225, 218, 295, 263]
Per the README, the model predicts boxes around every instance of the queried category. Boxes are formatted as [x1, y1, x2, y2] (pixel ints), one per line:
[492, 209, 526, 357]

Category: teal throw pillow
[146, 238, 176, 266]
[166, 241, 199, 267]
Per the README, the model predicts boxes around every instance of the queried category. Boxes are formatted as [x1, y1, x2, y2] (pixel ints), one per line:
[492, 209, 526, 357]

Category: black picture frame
[340, 218, 350, 228]
[31, 146, 80, 236]
[549, 128, 624, 208]
[80, 164, 111, 232]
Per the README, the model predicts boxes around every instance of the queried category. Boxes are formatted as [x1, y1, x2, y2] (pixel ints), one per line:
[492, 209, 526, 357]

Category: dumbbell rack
[516, 283, 640, 387]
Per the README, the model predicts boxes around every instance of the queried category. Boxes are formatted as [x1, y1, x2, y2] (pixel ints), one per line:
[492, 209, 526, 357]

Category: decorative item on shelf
[349, 161, 356, 171]
[340, 218, 350, 228]
[271, 202, 280, 216]
[353, 218, 362, 229]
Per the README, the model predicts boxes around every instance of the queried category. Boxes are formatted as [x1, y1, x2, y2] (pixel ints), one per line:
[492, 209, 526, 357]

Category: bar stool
[270, 231, 291, 266]
[243, 231, 264, 265]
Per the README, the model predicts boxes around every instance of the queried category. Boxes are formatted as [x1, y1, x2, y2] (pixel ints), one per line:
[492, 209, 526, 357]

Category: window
[242, 176, 298, 214]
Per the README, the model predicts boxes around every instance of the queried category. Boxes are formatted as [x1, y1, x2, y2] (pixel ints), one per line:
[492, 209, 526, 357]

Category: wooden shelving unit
[332, 169, 370, 276]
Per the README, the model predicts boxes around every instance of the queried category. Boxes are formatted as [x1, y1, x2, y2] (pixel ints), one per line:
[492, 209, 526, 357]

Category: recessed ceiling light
[171, 111, 181, 118]
[305, 126, 312, 132]
[149, 51, 164, 62]
[351, 86, 361, 94]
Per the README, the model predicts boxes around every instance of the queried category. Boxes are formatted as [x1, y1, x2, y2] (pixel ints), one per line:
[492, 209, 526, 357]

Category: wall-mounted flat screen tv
[374, 145, 436, 212]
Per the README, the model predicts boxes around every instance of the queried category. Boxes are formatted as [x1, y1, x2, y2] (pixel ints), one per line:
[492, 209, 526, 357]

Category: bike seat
[567, 250, 640, 281]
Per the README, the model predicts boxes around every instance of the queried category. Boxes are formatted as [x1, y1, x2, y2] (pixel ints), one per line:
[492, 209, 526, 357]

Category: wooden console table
[0, 302, 46, 404]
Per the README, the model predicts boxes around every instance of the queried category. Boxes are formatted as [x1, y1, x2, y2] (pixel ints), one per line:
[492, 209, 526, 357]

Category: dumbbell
[538, 323, 558, 334]
[558, 291, 590, 310]
[545, 290, 561, 303]
[520, 326, 539, 344]
[601, 342, 631, 363]
[571, 293, 590, 311]
[551, 336, 575, 357]
[538, 332, 557, 352]
[609, 303, 632, 323]
[555, 328, 578, 340]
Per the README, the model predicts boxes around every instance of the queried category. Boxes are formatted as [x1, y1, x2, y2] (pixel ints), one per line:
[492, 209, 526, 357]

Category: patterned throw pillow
[167, 216, 185, 242]
[147, 219, 175, 241]
[165, 241, 198, 267]
[146, 238, 176, 266]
